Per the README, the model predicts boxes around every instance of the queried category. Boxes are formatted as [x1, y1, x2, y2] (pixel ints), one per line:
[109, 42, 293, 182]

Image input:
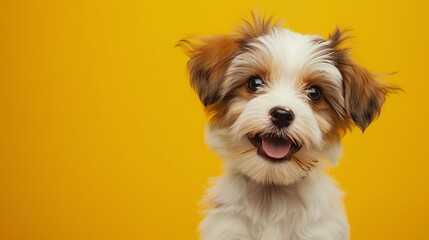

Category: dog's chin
[247, 133, 302, 163]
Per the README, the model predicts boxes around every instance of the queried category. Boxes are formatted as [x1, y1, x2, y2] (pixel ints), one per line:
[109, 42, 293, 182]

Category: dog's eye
[247, 77, 265, 92]
[307, 85, 322, 102]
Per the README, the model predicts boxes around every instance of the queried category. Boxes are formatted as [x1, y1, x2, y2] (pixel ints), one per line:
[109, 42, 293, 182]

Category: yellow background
[0, 0, 427, 239]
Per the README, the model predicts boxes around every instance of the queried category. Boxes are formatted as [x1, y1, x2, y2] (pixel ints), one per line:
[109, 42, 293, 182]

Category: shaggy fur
[180, 14, 398, 240]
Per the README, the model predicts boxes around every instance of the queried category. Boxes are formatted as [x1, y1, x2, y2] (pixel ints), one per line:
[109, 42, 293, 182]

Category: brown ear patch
[342, 63, 395, 131]
[178, 13, 281, 107]
[328, 29, 400, 131]
[179, 36, 242, 106]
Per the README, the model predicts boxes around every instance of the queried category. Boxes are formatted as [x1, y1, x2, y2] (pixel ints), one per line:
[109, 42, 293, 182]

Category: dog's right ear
[178, 35, 241, 106]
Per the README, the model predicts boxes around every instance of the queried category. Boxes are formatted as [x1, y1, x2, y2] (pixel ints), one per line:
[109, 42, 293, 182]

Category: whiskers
[239, 148, 255, 156]
[294, 156, 319, 171]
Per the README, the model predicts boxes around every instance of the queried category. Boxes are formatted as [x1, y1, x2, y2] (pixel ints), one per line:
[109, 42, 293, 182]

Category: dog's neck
[205, 166, 337, 215]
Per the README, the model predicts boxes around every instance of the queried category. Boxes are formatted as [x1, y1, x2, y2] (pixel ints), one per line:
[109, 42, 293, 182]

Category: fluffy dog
[180, 14, 397, 240]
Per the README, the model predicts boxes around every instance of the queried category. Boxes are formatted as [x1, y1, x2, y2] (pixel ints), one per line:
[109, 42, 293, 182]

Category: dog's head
[180, 14, 397, 185]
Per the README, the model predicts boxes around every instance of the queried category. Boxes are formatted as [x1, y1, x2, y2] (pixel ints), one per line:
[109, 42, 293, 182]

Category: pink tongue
[262, 136, 292, 159]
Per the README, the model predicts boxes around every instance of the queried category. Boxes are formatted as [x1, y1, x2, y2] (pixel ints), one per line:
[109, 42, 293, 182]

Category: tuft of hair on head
[236, 12, 283, 41]
[177, 13, 283, 108]
[327, 28, 402, 132]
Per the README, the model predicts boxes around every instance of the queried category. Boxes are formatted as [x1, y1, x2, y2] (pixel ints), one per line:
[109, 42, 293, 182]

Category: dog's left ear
[341, 61, 392, 131]
[329, 29, 399, 131]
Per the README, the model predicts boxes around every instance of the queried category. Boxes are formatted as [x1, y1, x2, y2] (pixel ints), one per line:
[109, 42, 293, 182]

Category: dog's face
[182, 16, 395, 185]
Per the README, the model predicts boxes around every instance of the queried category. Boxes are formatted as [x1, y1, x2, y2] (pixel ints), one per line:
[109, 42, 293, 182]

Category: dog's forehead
[247, 28, 342, 85]
[254, 28, 319, 65]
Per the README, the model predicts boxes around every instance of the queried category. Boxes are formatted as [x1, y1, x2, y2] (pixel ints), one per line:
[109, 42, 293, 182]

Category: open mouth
[247, 133, 302, 162]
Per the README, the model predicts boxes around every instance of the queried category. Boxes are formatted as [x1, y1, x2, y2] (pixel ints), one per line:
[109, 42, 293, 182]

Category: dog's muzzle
[247, 133, 302, 162]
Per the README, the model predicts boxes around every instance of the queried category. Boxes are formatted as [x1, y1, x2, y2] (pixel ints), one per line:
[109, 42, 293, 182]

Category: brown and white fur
[180, 14, 397, 240]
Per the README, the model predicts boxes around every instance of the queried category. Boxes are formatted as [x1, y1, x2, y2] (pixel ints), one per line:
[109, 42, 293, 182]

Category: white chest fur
[199, 170, 349, 240]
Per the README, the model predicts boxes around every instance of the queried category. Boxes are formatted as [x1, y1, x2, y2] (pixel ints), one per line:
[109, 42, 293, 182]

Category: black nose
[269, 107, 294, 128]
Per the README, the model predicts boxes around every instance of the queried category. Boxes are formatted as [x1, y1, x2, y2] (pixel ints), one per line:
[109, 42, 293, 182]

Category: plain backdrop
[0, 0, 427, 239]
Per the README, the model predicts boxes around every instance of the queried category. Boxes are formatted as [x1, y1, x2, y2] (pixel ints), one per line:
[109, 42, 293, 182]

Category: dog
[180, 14, 397, 240]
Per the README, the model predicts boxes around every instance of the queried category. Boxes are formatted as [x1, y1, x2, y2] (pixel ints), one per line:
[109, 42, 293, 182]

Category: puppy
[180, 14, 397, 240]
